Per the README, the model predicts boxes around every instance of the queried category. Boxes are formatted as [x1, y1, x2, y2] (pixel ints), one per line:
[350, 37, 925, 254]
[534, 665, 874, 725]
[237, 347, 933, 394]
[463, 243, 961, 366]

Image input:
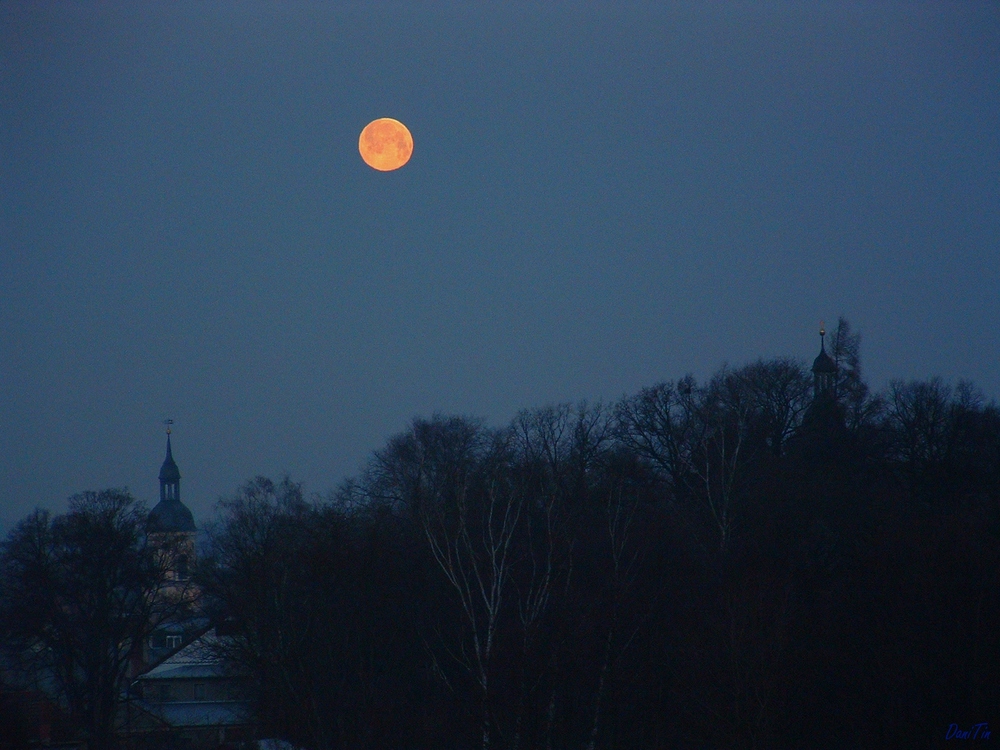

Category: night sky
[2, 2, 998, 532]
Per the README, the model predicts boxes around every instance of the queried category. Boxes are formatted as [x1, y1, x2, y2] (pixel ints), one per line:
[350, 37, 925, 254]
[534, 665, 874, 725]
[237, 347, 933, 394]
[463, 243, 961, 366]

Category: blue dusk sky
[2, 2, 998, 531]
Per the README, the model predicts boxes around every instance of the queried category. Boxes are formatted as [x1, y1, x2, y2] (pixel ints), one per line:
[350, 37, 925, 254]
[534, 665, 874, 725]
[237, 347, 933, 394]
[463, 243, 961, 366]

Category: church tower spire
[159, 420, 181, 504]
[811, 322, 837, 400]
[146, 421, 199, 612]
[148, 421, 196, 534]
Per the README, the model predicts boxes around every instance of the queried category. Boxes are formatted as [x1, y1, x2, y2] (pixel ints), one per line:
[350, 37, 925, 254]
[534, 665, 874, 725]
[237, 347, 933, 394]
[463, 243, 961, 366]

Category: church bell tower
[811, 323, 837, 401]
[147, 421, 197, 587]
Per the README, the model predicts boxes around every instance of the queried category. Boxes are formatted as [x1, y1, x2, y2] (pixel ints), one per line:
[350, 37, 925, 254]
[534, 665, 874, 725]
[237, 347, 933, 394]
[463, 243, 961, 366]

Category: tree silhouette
[0, 489, 178, 749]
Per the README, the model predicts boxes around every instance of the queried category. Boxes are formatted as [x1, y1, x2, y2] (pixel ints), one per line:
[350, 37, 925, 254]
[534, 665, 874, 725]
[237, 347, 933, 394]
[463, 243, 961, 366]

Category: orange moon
[358, 118, 413, 171]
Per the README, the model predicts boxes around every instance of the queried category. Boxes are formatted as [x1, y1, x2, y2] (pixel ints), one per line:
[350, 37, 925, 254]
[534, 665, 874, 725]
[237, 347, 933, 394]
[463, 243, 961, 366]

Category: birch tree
[370, 416, 521, 750]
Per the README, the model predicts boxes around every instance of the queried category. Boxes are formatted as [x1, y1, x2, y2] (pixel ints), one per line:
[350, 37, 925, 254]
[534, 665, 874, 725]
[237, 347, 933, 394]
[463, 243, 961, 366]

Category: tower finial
[164, 418, 173, 436]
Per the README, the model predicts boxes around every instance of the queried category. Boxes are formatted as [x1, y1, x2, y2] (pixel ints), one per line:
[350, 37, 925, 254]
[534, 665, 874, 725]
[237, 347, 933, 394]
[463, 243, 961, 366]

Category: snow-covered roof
[139, 629, 237, 681]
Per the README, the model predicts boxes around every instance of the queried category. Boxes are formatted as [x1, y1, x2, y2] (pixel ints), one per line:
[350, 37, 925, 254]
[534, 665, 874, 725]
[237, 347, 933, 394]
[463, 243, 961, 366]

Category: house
[118, 427, 255, 749]
[120, 628, 253, 749]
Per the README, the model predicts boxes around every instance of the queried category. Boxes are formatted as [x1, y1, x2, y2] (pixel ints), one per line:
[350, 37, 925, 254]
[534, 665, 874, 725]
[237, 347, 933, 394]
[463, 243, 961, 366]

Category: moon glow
[358, 118, 413, 171]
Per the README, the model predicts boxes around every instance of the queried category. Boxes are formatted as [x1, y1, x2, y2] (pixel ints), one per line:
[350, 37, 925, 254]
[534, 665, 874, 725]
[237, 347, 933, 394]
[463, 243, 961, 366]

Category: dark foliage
[5, 322, 999, 749]
[0, 489, 179, 749]
[199, 356, 1000, 749]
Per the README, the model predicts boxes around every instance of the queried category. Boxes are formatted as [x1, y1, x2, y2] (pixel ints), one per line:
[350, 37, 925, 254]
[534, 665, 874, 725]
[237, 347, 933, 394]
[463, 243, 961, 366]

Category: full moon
[358, 118, 413, 171]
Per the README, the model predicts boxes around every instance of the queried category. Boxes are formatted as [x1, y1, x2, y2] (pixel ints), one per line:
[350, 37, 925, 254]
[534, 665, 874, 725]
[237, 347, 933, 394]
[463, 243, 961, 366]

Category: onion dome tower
[148, 423, 196, 535]
[811, 322, 838, 401]
[798, 321, 848, 450]
[148, 421, 196, 586]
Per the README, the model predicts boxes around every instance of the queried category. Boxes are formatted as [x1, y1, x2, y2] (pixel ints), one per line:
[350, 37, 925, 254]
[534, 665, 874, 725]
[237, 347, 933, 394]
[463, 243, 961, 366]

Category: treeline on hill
[2, 320, 999, 749]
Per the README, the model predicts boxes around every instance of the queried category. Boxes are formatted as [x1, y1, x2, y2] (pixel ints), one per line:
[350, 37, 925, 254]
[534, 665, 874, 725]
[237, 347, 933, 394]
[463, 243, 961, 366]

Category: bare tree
[615, 373, 746, 554]
[614, 377, 699, 500]
[689, 369, 759, 555]
[199, 476, 349, 749]
[368, 416, 522, 750]
[584, 448, 650, 750]
[887, 378, 953, 468]
[738, 359, 811, 457]
[511, 403, 608, 750]
[884, 377, 976, 511]
[0, 490, 178, 749]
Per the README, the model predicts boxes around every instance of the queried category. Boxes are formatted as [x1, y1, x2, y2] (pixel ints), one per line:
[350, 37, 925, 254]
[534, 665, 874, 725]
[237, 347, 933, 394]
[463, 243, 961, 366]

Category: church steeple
[811, 322, 837, 400]
[159, 422, 181, 503]
[148, 421, 196, 534]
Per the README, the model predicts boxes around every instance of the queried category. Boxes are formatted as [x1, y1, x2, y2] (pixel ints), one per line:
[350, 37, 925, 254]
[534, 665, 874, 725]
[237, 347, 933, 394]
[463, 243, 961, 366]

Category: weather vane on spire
[164, 419, 174, 435]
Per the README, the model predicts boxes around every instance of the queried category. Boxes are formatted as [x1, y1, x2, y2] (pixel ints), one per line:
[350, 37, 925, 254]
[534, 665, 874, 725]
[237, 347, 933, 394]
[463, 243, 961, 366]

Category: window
[193, 683, 206, 700]
[165, 634, 182, 649]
